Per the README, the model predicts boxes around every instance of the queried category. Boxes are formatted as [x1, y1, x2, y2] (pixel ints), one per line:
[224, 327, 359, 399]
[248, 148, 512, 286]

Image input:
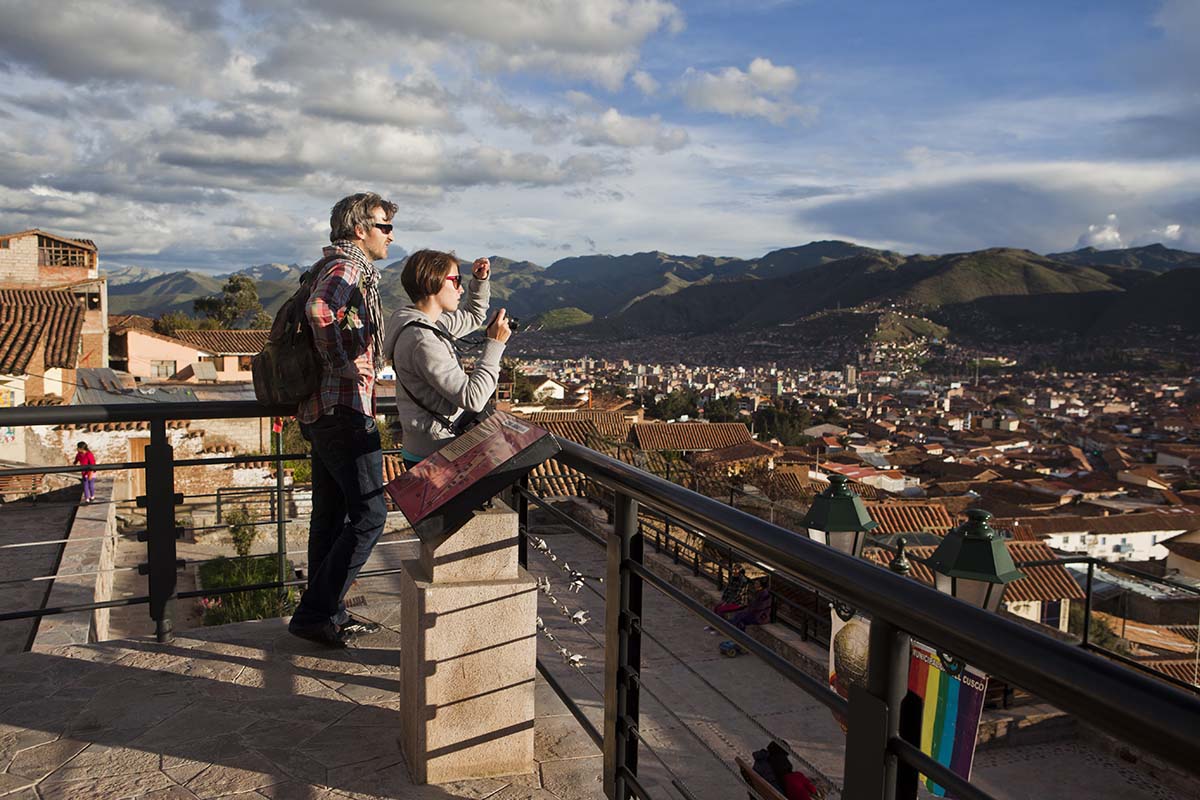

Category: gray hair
[329, 192, 398, 242]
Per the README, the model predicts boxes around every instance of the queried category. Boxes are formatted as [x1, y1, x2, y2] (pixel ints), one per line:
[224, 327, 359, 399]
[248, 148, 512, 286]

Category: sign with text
[908, 641, 988, 797]
[386, 411, 559, 538]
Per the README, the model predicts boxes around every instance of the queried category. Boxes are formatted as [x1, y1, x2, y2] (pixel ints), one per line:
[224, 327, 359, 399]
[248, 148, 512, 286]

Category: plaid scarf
[329, 239, 386, 371]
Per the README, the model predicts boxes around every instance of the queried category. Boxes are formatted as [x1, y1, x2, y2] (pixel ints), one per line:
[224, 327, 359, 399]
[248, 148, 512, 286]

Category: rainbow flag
[908, 642, 988, 797]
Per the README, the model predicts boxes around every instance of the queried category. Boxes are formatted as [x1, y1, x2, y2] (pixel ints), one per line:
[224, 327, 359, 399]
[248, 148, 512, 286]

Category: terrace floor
[0, 503, 1195, 799]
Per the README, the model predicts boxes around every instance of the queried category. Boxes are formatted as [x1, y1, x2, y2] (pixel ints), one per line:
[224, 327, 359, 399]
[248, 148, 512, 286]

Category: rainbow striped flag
[908, 642, 988, 797]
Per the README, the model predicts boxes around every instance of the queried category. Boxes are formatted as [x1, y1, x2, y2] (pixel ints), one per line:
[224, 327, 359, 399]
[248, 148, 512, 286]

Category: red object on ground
[783, 771, 816, 800]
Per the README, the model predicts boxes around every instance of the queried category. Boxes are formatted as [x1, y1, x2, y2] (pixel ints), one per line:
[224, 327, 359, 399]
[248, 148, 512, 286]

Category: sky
[1, 0, 1199, 272]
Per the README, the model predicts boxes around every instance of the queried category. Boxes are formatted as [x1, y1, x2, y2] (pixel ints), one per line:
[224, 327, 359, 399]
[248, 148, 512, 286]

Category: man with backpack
[287, 192, 397, 648]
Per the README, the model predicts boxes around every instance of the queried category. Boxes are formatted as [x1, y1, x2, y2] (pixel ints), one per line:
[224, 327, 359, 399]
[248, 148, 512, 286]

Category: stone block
[400, 552, 537, 784]
[418, 501, 519, 584]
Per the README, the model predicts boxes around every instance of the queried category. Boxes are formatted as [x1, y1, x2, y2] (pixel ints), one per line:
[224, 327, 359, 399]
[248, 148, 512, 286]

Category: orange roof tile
[865, 541, 1084, 603]
[630, 422, 751, 452]
[525, 409, 632, 440]
[173, 329, 269, 354]
[864, 502, 954, 535]
[0, 289, 85, 374]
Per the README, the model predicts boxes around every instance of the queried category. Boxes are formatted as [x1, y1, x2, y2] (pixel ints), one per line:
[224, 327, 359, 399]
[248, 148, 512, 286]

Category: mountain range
[104, 241, 1200, 344]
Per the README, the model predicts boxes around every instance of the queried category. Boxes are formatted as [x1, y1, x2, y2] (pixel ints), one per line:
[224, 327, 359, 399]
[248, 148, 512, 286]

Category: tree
[502, 358, 535, 402]
[154, 311, 218, 337]
[654, 389, 700, 421]
[225, 505, 258, 559]
[194, 274, 272, 328]
[702, 395, 740, 422]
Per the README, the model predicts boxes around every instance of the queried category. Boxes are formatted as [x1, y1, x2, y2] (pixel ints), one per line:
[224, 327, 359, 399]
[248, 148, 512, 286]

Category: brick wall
[0, 235, 38, 283]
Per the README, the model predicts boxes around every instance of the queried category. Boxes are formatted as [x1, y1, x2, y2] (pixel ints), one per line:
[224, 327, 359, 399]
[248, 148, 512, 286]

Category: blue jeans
[292, 407, 387, 628]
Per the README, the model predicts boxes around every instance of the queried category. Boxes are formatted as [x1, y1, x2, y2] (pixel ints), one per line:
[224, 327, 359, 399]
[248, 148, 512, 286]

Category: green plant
[1068, 603, 1130, 655]
[225, 505, 258, 558]
[281, 418, 312, 484]
[197, 555, 298, 626]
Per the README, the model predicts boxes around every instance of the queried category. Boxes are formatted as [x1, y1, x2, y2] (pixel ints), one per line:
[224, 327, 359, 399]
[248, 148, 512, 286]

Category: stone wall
[31, 475, 118, 649]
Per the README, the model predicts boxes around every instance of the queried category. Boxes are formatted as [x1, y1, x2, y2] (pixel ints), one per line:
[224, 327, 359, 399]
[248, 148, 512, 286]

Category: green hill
[532, 307, 594, 330]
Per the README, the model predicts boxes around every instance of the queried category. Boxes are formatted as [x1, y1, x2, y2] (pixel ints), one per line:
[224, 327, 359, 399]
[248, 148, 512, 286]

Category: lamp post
[926, 509, 1024, 613]
[801, 473, 878, 558]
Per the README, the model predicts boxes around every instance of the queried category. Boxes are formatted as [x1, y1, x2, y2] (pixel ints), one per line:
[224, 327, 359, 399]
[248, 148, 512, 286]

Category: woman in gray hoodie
[384, 249, 511, 467]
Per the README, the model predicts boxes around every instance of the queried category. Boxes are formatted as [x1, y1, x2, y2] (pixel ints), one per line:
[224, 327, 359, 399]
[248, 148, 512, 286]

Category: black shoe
[340, 615, 382, 638]
[288, 620, 348, 649]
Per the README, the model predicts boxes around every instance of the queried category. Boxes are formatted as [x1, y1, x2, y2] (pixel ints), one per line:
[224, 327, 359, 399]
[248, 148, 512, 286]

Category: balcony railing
[1, 399, 1199, 800]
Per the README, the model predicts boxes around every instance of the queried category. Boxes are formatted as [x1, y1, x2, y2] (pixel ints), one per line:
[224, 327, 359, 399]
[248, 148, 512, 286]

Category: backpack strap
[396, 319, 462, 432]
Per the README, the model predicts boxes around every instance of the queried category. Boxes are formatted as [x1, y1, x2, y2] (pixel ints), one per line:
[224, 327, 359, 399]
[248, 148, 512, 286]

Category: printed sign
[908, 641, 988, 797]
[385, 411, 557, 529]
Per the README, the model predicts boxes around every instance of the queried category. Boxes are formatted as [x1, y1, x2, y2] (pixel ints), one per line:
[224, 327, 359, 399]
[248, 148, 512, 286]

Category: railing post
[517, 474, 529, 569]
[275, 422, 287, 586]
[843, 617, 911, 800]
[604, 491, 643, 800]
[139, 419, 181, 643]
[1082, 560, 1094, 648]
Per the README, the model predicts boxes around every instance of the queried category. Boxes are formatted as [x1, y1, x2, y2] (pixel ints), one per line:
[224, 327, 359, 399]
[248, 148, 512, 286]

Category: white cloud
[680, 58, 814, 125]
[289, 0, 683, 91]
[0, 0, 230, 90]
[632, 70, 660, 95]
[575, 109, 689, 152]
[1076, 214, 1124, 250]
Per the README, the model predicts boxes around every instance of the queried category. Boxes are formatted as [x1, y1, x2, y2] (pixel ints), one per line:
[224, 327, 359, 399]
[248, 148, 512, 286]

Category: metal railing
[2, 400, 1200, 800]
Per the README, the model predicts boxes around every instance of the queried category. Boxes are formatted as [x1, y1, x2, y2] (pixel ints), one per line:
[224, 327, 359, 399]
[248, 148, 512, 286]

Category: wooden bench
[735, 756, 788, 800]
[0, 473, 43, 502]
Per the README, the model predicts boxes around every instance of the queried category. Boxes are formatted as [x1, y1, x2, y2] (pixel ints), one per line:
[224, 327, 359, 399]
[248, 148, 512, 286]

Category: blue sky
[0, 0, 1197, 272]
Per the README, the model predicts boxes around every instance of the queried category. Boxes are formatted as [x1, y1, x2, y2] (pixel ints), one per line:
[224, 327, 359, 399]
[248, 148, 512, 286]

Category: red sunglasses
[445, 274, 462, 287]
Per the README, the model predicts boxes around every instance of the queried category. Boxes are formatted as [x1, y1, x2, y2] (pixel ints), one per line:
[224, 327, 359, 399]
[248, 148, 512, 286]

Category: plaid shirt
[297, 243, 378, 423]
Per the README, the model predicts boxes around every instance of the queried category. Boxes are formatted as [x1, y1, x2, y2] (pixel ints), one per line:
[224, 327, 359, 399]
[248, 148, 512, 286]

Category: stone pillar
[400, 500, 537, 784]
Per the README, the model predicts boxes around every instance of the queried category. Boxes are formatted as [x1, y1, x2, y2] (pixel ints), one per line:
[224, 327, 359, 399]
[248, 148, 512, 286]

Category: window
[0, 239, 9, 249]
[1040, 600, 1062, 627]
[151, 360, 177, 379]
[238, 355, 253, 371]
[1100, 537, 1107, 545]
[200, 356, 226, 371]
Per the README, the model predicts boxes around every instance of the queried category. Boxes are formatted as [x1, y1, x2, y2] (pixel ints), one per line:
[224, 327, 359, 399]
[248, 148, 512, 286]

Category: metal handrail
[554, 437, 1200, 776]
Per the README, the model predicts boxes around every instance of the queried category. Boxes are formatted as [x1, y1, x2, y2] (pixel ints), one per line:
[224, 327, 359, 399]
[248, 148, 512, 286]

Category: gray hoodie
[382, 277, 505, 458]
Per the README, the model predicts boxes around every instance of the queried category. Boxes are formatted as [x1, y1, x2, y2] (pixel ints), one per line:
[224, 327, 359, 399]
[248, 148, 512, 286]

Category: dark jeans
[292, 407, 387, 628]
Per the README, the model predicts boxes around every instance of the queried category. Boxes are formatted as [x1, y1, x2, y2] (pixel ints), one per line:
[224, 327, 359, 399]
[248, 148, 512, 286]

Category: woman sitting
[384, 249, 511, 469]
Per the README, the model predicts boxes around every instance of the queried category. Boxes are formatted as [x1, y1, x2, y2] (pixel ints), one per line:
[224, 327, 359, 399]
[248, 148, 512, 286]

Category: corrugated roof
[865, 541, 1085, 603]
[0, 289, 85, 374]
[173, 329, 269, 354]
[630, 422, 751, 452]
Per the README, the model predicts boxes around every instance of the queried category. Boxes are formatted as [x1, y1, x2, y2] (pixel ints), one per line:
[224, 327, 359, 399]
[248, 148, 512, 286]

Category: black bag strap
[396, 319, 461, 432]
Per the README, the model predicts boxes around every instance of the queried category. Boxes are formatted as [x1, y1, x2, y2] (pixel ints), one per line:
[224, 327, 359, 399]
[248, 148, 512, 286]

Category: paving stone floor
[0, 491, 79, 654]
[2, 501, 1196, 799]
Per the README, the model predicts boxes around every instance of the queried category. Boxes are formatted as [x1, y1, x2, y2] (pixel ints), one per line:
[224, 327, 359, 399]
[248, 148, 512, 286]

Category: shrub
[225, 505, 258, 558]
[197, 554, 298, 626]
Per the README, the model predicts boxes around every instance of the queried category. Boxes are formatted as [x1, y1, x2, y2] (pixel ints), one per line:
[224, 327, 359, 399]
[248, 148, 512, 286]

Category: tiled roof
[994, 509, 1200, 538]
[525, 410, 632, 440]
[0, 289, 85, 374]
[687, 440, 777, 468]
[766, 470, 890, 502]
[1135, 659, 1200, 687]
[863, 502, 954, 535]
[865, 541, 1085, 603]
[1091, 612, 1196, 655]
[630, 422, 752, 452]
[173, 329, 269, 354]
[533, 419, 601, 446]
[108, 314, 157, 332]
[529, 458, 586, 497]
[1163, 540, 1200, 562]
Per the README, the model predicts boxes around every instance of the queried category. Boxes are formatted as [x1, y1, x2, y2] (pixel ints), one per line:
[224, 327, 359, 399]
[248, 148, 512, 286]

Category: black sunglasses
[373, 223, 394, 234]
